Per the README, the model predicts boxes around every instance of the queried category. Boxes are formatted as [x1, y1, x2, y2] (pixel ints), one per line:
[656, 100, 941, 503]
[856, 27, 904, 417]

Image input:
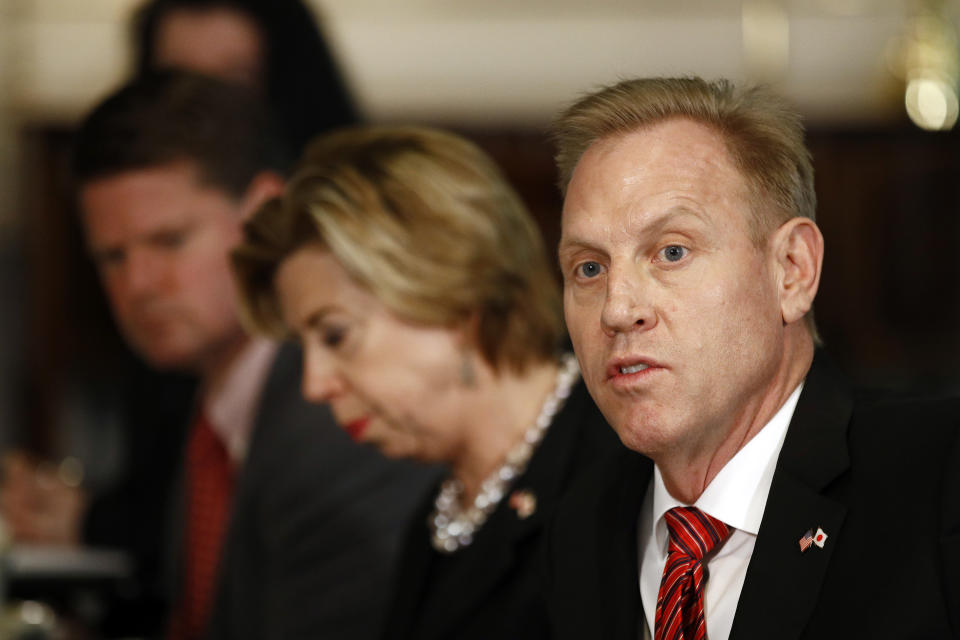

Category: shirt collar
[650, 383, 803, 547]
[202, 337, 278, 464]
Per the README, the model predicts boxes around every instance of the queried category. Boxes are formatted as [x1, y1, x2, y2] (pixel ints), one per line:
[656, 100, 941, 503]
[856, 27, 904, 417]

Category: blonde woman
[232, 126, 619, 639]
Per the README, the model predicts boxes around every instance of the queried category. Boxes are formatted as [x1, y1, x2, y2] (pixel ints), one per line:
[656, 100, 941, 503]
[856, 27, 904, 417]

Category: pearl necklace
[428, 354, 580, 554]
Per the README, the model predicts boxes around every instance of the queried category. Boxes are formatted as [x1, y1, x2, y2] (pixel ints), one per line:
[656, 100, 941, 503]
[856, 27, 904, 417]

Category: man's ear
[239, 170, 286, 221]
[771, 217, 824, 325]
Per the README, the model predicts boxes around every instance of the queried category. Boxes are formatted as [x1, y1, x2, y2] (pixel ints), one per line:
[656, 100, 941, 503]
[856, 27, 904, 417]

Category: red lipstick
[343, 417, 371, 441]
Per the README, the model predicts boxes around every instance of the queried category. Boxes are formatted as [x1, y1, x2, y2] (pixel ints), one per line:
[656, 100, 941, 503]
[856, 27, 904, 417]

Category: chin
[385, 433, 436, 463]
[135, 343, 203, 373]
[606, 406, 672, 457]
[379, 443, 421, 461]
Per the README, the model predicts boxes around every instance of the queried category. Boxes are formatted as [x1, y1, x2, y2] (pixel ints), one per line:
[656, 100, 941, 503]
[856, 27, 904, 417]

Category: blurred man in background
[5, 71, 435, 640]
[133, 0, 358, 154]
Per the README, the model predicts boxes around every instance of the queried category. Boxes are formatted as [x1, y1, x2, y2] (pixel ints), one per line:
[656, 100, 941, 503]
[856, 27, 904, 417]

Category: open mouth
[607, 357, 663, 381]
[619, 363, 650, 375]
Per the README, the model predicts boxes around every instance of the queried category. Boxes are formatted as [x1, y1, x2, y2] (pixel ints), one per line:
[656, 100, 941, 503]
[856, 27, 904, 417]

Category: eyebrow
[87, 217, 197, 250]
[302, 307, 336, 331]
[559, 205, 708, 258]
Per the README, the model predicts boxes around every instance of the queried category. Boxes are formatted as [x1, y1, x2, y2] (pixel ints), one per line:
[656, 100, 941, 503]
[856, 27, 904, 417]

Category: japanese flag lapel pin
[798, 526, 828, 553]
[812, 527, 828, 548]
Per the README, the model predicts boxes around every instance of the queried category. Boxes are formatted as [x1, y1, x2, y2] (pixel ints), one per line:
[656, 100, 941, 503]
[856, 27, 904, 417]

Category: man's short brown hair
[553, 77, 816, 244]
[72, 69, 288, 197]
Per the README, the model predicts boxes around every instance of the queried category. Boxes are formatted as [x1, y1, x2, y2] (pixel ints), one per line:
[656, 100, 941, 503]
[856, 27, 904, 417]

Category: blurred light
[905, 75, 959, 130]
[742, 0, 790, 81]
[891, 1, 959, 131]
[19, 601, 50, 626]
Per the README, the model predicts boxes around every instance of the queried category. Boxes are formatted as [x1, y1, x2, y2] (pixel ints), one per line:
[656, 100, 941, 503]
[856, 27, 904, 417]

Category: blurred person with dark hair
[5, 71, 434, 640]
[111, 5, 360, 568]
[131, 0, 359, 155]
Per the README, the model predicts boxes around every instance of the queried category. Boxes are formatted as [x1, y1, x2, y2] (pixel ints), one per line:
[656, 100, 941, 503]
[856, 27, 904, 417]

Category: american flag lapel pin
[799, 526, 827, 553]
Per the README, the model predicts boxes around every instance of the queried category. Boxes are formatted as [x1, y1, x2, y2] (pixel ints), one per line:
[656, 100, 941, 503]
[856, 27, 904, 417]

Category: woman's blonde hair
[233, 125, 563, 373]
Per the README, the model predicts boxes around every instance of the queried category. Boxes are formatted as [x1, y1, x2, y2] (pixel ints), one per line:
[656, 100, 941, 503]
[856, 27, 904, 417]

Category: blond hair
[233, 125, 563, 372]
[554, 76, 816, 244]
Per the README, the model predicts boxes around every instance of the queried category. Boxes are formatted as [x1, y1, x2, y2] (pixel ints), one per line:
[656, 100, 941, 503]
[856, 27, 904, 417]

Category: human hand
[0, 452, 87, 546]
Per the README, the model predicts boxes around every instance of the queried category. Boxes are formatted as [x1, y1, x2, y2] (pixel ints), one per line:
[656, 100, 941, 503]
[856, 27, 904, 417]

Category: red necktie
[168, 411, 235, 640]
[654, 506, 730, 640]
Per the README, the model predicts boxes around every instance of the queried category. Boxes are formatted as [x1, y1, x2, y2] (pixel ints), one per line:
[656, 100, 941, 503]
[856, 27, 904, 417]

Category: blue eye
[577, 261, 603, 278]
[659, 245, 688, 262]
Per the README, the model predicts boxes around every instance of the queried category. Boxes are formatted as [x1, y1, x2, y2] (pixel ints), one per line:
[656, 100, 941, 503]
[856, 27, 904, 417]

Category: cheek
[384, 359, 459, 435]
[564, 291, 596, 346]
[705, 275, 782, 373]
[102, 280, 128, 313]
[346, 363, 423, 424]
[181, 247, 240, 306]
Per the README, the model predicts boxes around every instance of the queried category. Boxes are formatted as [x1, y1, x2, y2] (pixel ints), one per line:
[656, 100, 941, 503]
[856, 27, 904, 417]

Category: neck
[198, 331, 252, 401]
[657, 332, 813, 505]
[450, 358, 562, 505]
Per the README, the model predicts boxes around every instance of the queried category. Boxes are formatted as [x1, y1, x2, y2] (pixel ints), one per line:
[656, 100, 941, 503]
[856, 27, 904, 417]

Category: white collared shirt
[637, 384, 803, 640]
[202, 338, 278, 464]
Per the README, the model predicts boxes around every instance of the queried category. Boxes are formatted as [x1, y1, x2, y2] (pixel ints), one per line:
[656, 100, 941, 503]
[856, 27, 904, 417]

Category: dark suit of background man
[55, 71, 435, 639]
[545, 76, 960, 639]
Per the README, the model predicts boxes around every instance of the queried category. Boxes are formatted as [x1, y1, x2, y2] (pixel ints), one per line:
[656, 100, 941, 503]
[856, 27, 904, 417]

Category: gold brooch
[508, 489, 537, 519]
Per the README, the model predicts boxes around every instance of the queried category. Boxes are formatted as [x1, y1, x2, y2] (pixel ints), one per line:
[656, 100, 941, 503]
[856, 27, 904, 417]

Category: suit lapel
[383, 499, 441, 640]
[543, 384, 651, 638]
[423, 506, 545, 637]
[730, 352, 852, 640]
[595, 450, 652, 638]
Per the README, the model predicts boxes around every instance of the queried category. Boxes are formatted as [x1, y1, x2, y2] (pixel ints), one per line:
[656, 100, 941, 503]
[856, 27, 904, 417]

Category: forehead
[560, 118, 753, 244]
[154, 7, 263, 83]
[275, 246, 378, 327]
[80, 163, 236, 241]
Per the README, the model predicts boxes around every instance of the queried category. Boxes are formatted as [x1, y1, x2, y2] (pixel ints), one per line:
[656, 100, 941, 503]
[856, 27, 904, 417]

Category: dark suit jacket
[206, 344, 442, 640]
[84, 363, 198, 637]
[545, 353, 960, 639]
[383, 380, 621, 640]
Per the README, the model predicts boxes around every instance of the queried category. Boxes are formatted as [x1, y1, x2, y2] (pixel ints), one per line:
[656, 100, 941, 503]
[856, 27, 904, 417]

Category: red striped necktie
[654, 506, 731, 640]
[168, 411, 236, 640]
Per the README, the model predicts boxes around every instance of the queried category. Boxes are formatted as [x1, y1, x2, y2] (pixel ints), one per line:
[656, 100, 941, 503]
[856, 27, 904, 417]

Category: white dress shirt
[638, 384, 802, 640]
[203, 338, 278, 464]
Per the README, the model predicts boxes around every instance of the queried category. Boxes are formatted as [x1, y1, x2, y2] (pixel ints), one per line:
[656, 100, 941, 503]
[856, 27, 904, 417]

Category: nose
[600, 263, 657, 337]
[122, 247, 164, 298]
[301, 346, 345, 404]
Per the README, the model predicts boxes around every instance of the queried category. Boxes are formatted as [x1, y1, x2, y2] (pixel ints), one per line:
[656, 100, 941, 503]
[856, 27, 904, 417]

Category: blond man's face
[559, 119, 786, 458]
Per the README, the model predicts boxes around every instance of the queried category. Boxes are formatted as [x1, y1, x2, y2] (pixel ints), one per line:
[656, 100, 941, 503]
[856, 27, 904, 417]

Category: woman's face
[275, 245, 469, 461]
[153, 7, 264, 87]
